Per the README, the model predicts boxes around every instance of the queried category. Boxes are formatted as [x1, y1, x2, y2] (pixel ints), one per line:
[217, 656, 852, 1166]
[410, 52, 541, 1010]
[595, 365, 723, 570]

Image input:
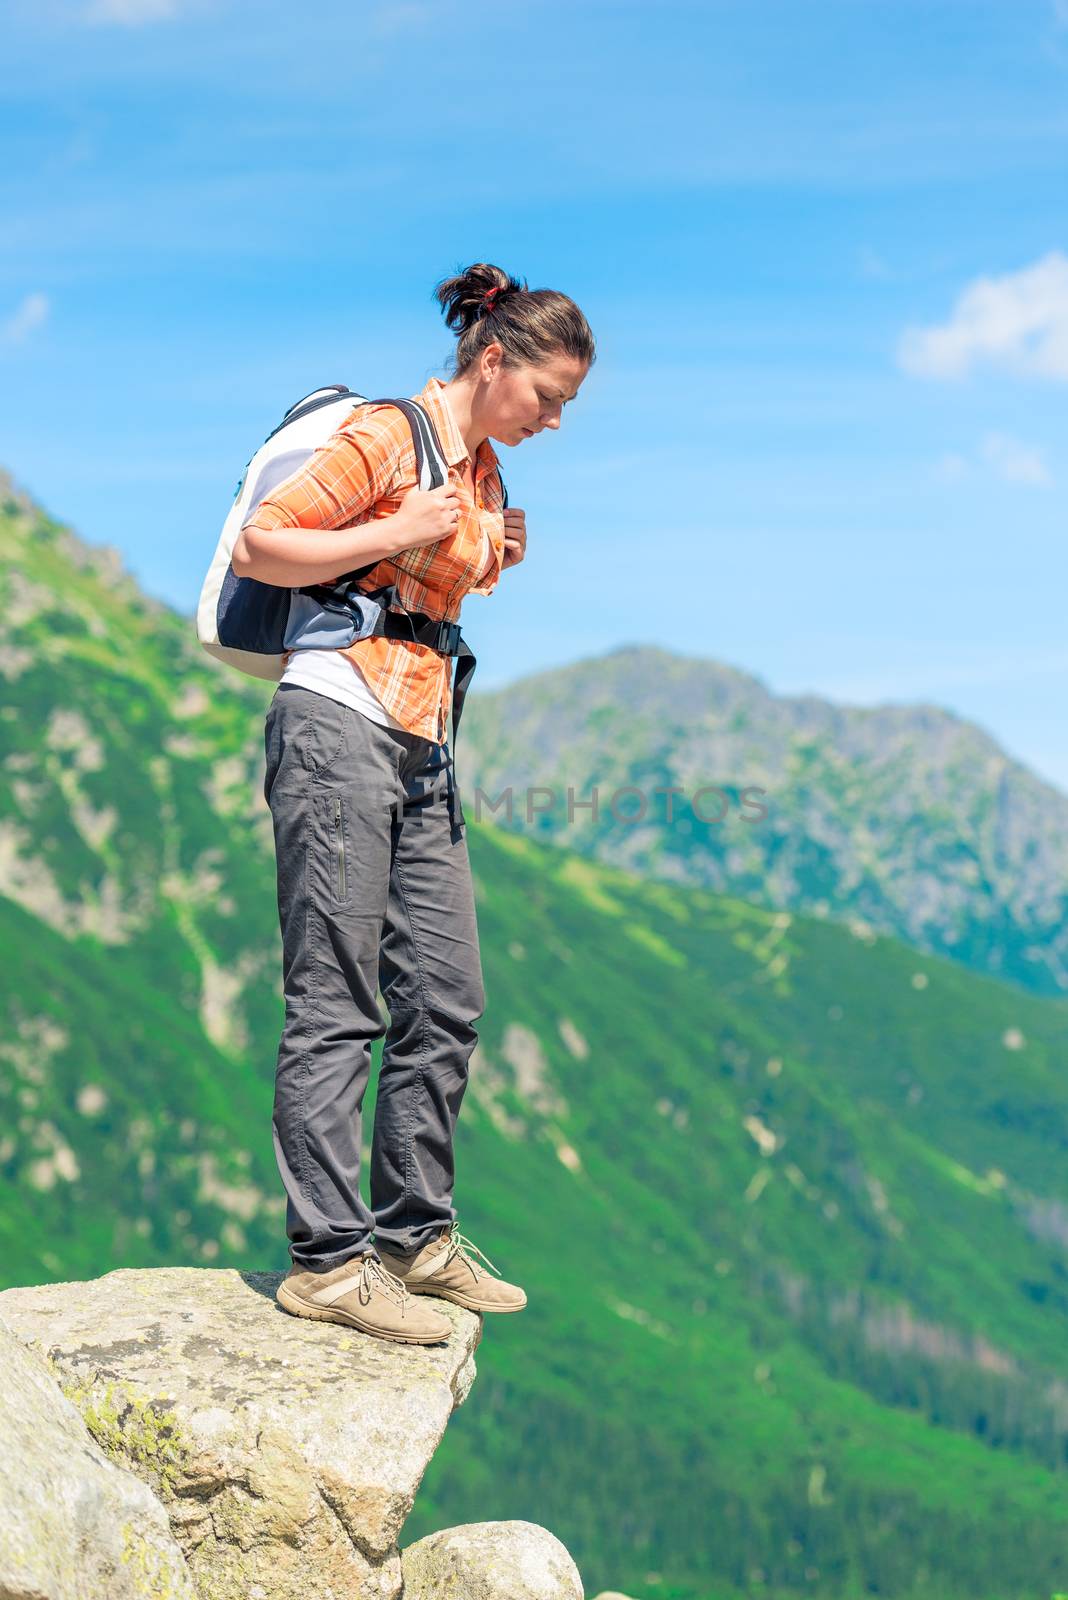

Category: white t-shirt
[279, 525, 493, 731]
[278, 647, 409, 729]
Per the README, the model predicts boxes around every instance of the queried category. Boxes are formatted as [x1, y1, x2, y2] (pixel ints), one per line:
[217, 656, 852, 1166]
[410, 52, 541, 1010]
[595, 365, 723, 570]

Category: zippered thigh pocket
[331, 793, 348, 904]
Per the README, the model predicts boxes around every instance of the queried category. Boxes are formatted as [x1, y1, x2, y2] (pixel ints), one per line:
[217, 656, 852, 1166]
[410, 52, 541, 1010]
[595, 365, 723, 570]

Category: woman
[233, 262, 595, 1345]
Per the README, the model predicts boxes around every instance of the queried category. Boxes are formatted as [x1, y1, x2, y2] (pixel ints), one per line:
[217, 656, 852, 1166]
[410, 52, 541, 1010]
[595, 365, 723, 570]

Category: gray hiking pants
[262, 681, 485, 1271]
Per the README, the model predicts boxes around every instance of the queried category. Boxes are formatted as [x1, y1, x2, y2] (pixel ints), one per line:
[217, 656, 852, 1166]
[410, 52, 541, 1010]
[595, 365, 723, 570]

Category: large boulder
[401, 1519, 584, 1599]
[0, 1311, 195, 1600]
[0, 1266, 481, 1600]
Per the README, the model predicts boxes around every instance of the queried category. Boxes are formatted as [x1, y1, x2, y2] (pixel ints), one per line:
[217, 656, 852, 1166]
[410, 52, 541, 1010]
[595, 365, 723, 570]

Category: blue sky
[2, 0, 1067, 787]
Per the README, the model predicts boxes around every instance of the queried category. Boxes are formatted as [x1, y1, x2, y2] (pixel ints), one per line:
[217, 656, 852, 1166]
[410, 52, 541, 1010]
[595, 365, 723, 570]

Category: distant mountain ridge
[456, 643, 1068, 996]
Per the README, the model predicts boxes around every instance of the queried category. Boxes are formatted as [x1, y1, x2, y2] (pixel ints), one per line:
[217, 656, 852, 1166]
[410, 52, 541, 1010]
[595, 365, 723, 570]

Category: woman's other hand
[502, 507, 526, 570]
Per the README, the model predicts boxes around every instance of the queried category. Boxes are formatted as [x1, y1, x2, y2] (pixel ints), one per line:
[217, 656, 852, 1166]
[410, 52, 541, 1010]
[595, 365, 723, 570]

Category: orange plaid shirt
[248, 375, 506, 744]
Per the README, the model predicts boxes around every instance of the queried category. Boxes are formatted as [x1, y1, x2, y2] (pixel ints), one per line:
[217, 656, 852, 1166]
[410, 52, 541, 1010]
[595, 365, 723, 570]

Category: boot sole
[405, 1283, 527, 1314]
[276, 1281, 450, 1345]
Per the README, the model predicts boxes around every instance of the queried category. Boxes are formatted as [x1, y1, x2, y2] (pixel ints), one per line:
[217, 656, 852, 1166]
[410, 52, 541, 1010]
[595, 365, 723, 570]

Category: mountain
[3, 473, 1068, 1600]
[455, 645, 1068, 998]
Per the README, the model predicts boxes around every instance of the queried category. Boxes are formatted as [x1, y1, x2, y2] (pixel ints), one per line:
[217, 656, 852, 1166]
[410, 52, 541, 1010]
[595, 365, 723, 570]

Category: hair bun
[434, 262, 525, 336]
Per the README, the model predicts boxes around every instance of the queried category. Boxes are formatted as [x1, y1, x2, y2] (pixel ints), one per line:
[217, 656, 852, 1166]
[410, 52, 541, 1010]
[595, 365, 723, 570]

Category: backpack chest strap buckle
[430, 619, 462, 655]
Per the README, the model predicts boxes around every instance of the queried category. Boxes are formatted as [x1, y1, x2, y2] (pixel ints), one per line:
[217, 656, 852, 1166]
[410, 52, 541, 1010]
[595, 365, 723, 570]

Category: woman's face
[481, 347, 590, 448]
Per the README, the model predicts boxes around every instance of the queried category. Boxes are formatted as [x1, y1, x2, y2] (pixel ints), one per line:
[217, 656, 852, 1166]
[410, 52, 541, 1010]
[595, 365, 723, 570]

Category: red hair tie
[482, 286, 502, 311]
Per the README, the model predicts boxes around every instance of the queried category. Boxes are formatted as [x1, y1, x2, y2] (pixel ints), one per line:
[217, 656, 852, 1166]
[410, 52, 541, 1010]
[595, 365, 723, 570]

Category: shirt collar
[418, 375, 500, 479]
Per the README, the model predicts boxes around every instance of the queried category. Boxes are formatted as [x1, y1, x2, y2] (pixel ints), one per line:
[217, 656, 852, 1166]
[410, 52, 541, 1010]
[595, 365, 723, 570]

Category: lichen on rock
[0, 1312, 195, 1600]
[0, 1264, 481, 1600]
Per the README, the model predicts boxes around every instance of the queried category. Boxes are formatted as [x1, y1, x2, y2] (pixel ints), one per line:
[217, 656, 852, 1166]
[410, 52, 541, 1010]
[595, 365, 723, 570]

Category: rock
[590, 1593, 638, 1599]
[0, 1266, 481, 1600]
[401, 1519, 584, 1599]
[0, 1311, 195, 1600]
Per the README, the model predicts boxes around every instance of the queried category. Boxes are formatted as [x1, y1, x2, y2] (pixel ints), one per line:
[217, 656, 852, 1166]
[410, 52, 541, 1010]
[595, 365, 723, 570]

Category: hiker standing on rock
[232, 262, 595, 1343]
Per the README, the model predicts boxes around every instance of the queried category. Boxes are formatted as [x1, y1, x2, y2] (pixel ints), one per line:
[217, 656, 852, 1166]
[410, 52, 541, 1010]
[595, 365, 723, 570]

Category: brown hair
[434, 261, 596, 378]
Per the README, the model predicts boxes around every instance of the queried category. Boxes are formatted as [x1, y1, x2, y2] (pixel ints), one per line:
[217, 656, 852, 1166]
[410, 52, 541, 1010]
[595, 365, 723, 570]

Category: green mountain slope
[408, 828, 1068, 1600]
[456, 645, 1068, 999]
[3, 476, 1068, 1599]
[0, 472, 282, 1070]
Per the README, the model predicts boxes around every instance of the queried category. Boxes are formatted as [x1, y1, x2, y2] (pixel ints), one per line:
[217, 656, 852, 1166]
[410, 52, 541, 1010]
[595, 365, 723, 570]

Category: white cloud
[981, 432, 1053, 487]
[898, 251, 1068, 382]
[85, 0, 181, 22]
[932, 433, 1053, 490]
[2, 292, 49, 346]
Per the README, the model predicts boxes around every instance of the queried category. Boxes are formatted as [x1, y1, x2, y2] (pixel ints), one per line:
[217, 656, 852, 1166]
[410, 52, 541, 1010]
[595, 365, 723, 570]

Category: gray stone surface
[0, 1266, 481, 1600]
[0, 1310, 195, 1600]
[401, 1519, 584, 1600]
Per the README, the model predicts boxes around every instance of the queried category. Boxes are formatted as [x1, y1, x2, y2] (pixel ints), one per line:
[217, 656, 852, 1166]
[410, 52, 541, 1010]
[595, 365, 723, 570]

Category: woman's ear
[480, 341, 506, 382]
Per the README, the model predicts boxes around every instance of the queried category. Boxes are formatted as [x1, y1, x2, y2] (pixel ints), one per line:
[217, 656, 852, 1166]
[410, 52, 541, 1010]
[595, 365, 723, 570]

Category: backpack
[196, 385, 454, 684]
[195, 385, 497, 766]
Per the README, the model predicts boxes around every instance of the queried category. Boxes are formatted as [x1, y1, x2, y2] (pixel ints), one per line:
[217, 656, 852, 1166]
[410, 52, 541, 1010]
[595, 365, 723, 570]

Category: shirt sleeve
[246, 405, 410, 534]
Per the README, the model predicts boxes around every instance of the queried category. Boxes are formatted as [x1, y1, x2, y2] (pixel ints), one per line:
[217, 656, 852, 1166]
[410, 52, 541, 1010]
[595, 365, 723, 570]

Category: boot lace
[353, 1253, 410, 1308]
[440, 1219, 503, 1283]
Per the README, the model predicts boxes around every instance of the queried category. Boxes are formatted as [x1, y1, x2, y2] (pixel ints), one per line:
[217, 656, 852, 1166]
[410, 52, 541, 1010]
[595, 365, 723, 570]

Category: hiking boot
[376, 1220, 527, 1314]
[276, 1250, 452, 1344]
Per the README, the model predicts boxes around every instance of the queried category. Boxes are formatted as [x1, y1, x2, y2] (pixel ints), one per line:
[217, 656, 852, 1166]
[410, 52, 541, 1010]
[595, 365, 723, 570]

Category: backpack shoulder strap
[397, 398, 447, 491]
[314, 395, 449, 492]
[397, 396, 509, 508]
[406, 397, 508, 507]
[320, 396, 448, 588]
